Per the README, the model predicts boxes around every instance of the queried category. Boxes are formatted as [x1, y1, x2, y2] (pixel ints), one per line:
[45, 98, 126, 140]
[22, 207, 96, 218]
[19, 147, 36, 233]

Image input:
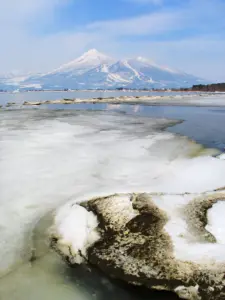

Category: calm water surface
[34, 103, 225, 151]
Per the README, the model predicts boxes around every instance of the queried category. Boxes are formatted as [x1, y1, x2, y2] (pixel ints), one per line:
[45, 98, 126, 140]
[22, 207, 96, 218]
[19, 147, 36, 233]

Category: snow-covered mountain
[50, 49, 115, 75]
[0, 71, 41, 91]
[1, 49, 205, 90]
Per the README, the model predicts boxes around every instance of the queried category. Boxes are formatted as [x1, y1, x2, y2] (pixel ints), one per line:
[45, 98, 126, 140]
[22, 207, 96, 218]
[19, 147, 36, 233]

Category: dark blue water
[39, 103, 225, 151]
[3, 100, 225, 150]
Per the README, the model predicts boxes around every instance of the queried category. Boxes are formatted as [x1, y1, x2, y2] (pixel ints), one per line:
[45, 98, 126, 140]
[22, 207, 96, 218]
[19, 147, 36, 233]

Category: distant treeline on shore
[1, 83, 225, 93]
[191, 83, 225, 92]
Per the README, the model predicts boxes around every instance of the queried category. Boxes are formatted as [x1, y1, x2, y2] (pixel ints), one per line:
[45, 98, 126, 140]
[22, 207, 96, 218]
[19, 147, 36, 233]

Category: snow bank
[152, 194, 225, 264]
[51, 203, 100, 264]
[207, 201, 225, 245]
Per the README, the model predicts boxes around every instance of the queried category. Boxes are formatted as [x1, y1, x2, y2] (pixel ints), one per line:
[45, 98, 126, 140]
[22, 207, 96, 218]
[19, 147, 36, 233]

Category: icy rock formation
[51, 193, 225, 300]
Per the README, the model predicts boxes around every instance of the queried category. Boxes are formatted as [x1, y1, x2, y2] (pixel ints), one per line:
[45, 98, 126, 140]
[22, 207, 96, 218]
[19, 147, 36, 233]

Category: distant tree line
[191, 83, 225, 92]
[115, 84, 225, 92]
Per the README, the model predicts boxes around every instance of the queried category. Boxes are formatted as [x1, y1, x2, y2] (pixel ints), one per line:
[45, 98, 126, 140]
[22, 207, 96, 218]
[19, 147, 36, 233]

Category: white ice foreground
[52, 193, 225, 265]
[1, 109, 225, 296]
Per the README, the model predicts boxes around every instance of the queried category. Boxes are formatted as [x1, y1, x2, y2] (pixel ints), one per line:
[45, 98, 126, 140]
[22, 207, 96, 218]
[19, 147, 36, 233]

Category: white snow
[107, 73, 131, 83]
[122, 60, 142, 80]
[152, 194, 225, 264]
[134, 56, 182, 74]
[50, 49, 115, 75]
[51, 203, 100, 264]
[218, 153, 225, 160]
[207, 201, 225, 245]
[8, 49, 202, 90]
[1, 111, 225, 275]
[100, 64, 109, 73]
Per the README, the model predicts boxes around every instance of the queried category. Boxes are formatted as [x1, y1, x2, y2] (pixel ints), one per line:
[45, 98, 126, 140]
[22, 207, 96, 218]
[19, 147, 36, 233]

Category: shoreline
[0, 89, 225, 94]
[18, 93, 225, 107]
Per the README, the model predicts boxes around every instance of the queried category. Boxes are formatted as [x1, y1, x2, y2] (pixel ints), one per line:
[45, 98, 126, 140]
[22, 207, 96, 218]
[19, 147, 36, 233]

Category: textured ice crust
[20, 94, 225, 107]
[1, 109, 225, 282]
[52, 193, 225, 300]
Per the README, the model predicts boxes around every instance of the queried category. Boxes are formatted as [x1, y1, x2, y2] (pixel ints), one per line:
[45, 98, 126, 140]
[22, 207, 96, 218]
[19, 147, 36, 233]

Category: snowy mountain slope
[1, 49, 206, 90]
[0, 72, 41, 90]
[45, 49, 115, 76]
[126, 57, 201, 86]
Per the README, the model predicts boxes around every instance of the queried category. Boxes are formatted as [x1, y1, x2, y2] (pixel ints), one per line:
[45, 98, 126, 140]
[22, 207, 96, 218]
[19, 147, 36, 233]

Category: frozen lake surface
[0, 102, 225, 300]
[0, 90, 199, 106]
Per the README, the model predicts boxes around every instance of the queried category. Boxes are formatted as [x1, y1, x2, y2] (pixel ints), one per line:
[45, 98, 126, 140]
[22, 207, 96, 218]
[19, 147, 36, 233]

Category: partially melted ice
[0, 109, 225, 299]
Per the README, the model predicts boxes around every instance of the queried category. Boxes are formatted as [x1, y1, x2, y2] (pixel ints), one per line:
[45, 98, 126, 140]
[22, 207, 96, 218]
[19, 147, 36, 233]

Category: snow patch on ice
[207, 201, 225, 245]
[152, 194, 225, 264]
[51, 203, 100, 264]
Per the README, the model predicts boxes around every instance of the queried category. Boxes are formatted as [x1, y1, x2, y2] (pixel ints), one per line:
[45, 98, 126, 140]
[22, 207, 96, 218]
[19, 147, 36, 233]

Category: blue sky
[0, 0, 224, 81]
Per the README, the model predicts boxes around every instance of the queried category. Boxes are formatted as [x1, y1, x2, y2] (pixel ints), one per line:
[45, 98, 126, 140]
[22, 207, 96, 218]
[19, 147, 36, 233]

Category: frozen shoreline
[18, 93, 225, 107]
[1, 108, 225, 300]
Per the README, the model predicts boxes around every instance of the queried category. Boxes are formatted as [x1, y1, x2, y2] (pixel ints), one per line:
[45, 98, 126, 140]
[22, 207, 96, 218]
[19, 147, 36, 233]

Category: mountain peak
[79, 49, 112, 61]
[51, 49, 114, 75]
[84, 48, 100, 55]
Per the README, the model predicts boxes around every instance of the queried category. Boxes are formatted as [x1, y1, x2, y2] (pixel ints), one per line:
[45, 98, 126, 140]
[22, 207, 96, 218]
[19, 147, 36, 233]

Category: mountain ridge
[0, 49, 206, 90]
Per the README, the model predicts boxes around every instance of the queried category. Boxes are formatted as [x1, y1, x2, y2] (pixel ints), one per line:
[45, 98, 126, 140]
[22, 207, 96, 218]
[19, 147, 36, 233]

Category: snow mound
[50, 203, 100, 264]
[207, 201, 225, 244]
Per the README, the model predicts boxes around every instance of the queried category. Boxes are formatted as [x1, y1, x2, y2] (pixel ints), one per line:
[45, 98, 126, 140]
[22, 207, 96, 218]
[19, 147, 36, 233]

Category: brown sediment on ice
[20, 93, 225, 108]
[23, 101, 42, 106]
[51, 192, 225, 300]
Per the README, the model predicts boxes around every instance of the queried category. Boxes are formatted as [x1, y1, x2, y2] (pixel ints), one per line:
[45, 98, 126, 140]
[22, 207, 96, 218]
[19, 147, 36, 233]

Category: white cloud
[0, 0, 84, 73]
[87, 11, 182, 36]
[0, 0, 68, 25]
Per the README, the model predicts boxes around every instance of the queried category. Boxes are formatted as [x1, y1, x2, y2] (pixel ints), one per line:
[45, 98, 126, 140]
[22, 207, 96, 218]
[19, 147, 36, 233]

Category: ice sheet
[0, 110, 225, 275]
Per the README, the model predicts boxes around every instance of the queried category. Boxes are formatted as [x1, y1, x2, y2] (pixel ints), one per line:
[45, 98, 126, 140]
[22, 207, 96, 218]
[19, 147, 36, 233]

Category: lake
[0, 99, 225, 300]
[0, 90, 198, 106]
